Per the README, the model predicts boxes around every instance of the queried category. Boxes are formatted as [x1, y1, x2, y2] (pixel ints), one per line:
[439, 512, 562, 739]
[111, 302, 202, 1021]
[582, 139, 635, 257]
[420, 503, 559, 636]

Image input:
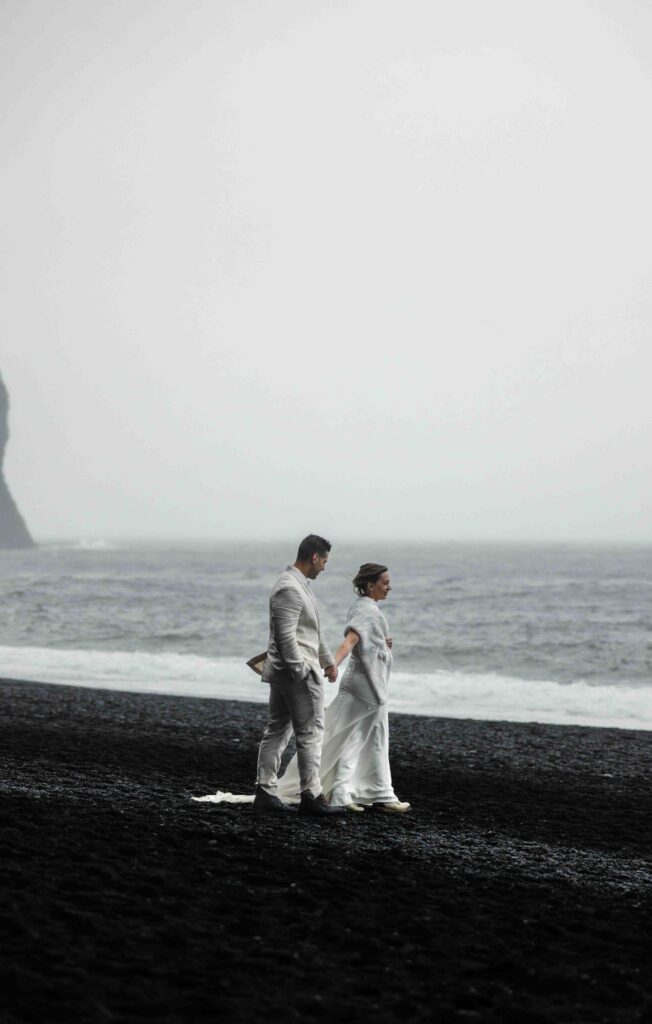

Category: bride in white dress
[277, 563, 410, 813]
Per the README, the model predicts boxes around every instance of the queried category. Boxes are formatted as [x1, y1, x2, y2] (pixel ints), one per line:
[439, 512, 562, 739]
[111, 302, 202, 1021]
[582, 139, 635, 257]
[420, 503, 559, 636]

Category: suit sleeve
[270, 586, 310, 682]
[318, 634, 334, 669]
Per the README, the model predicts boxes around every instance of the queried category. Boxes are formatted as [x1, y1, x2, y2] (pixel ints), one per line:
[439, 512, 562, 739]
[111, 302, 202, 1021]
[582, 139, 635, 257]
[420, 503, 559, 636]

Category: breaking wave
[2, 646, 652, 731]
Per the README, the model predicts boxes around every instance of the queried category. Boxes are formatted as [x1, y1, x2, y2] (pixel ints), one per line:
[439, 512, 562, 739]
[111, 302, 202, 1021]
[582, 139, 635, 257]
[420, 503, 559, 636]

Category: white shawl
[341, 596, 392, 705]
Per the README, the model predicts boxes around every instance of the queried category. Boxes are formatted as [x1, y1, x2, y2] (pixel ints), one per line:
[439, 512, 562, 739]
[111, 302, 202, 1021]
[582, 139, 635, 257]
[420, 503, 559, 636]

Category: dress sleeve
[344, 603, 372, 645]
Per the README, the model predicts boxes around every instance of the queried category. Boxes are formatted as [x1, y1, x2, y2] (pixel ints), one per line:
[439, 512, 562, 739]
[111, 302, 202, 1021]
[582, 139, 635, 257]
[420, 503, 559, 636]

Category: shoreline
[2, 678, 651, 1022]
[2, 673, 651, 735]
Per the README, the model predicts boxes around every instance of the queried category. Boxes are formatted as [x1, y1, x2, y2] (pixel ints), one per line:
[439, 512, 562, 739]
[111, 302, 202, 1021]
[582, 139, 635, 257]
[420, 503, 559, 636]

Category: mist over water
[1, 541, 651, 730]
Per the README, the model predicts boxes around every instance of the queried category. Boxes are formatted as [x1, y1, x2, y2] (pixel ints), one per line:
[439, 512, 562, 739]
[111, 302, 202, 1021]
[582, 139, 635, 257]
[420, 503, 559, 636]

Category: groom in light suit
[254, 534, 345, 816]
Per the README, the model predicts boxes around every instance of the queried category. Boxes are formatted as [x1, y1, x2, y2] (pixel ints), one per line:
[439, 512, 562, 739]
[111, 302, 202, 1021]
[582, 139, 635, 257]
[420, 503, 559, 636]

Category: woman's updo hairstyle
[353, 563, 388, 597]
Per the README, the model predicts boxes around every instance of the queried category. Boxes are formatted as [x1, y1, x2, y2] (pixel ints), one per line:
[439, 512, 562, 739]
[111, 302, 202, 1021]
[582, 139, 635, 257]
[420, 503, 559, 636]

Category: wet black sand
[1, 678, 651, 1023]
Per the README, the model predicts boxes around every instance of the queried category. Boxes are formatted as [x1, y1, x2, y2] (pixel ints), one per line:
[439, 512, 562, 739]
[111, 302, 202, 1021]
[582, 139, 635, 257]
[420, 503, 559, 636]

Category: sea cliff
[0, 373, 35, 548]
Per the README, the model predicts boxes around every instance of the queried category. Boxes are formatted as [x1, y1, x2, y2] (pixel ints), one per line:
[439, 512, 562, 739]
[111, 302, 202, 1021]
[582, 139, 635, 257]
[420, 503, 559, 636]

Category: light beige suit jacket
[261, 565, 334, 685]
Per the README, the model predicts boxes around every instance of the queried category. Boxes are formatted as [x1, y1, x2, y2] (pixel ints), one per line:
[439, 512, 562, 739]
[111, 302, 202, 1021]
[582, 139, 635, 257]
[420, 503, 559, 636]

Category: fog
[2, 0, 651, 542]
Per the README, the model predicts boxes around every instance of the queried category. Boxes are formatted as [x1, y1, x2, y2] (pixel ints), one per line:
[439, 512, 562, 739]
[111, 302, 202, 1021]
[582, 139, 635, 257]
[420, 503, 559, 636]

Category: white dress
[277, 596, 398, 807]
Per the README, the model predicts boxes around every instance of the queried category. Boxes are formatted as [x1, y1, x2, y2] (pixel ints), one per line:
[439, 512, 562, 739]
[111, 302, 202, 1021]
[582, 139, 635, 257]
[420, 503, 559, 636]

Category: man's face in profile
[308, 553, 329, 580]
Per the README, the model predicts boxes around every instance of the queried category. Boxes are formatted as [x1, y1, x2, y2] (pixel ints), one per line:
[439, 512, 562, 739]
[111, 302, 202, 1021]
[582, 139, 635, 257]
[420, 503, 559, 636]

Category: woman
[277, 563, 410, 813]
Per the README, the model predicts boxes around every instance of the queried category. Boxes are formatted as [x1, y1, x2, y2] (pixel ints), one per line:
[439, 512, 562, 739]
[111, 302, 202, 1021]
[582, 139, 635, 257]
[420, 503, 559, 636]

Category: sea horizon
[18, 535, 652, 549]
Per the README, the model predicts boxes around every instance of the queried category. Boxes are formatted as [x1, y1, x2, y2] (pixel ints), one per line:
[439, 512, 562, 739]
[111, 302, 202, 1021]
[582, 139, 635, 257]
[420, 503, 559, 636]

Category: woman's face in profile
[368, 572, 391, 601]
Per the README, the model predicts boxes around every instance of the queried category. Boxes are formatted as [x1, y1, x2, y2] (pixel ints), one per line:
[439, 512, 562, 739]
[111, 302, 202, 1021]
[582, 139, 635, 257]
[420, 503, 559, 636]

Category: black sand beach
[1, 679, 651, 1023]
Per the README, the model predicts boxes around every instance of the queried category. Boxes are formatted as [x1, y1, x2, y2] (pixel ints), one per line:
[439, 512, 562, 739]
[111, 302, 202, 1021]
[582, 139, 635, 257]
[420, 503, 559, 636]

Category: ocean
[1, 540, 651, 730]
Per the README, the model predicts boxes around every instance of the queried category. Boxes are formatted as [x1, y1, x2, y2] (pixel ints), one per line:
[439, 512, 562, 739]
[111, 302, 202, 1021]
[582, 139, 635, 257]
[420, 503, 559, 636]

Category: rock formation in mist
[0, 374, 35, 548]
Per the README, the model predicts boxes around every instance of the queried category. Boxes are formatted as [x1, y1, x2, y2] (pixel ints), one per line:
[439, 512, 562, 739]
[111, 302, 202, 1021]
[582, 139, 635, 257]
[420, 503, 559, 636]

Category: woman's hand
[386, 637, 393, 649]
[324, 664, 338, 683]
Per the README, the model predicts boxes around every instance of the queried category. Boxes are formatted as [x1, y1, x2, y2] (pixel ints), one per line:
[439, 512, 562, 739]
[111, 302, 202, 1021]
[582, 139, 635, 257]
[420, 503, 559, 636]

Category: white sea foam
[40, 539, 121, 554]
[0, 646, 264, 702]
[73, 539, 119, 551]
[390, 670, 652, 731]
[1, 645, 651, 732]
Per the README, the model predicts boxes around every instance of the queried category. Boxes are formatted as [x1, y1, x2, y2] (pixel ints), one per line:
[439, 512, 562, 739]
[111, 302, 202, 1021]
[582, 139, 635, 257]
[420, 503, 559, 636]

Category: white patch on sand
[192, 791, 254, 803]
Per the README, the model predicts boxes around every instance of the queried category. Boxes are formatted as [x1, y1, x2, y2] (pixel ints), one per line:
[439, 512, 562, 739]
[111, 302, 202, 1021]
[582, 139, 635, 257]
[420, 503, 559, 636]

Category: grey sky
[1, 0, 651, 542]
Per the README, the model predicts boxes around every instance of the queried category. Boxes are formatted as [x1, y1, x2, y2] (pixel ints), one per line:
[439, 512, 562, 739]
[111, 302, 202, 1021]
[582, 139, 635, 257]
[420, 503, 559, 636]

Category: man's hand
[386, 637, 393, 650]
[324, 664, 338, 683]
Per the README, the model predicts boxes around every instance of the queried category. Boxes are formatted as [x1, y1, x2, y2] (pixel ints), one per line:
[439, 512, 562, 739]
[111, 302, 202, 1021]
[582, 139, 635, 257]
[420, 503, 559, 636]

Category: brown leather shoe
[299, 792, 346, 816]
[253, 786, 297, 814]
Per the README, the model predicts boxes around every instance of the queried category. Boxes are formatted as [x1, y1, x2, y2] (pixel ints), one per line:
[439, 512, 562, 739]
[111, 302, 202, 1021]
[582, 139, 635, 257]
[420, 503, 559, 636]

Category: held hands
[324, 664, 338, 683]
[386, 637, 393, 649]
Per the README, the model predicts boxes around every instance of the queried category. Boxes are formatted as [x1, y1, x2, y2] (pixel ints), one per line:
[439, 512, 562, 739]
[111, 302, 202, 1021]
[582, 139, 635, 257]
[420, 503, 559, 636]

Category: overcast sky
[1, 0, 651, 542]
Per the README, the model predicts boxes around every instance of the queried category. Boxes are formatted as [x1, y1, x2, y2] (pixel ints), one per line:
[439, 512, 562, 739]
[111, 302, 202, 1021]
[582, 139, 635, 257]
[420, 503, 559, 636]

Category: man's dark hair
[296, 534, 332, 562]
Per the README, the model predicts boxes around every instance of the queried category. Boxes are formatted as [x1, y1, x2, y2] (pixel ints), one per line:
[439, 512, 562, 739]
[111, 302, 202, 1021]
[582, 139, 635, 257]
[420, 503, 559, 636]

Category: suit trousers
[256, 669, 325, 798]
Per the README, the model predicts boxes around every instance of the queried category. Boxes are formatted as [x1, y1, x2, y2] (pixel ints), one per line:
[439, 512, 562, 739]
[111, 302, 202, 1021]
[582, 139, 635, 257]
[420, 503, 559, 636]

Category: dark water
[1, 541, 651, 728]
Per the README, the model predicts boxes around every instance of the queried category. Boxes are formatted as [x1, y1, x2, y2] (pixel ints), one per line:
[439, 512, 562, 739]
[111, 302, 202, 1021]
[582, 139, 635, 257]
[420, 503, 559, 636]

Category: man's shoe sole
[253, 801, 298, 814]
[253, 806, 297, 815]
[298, 806, 346, 817]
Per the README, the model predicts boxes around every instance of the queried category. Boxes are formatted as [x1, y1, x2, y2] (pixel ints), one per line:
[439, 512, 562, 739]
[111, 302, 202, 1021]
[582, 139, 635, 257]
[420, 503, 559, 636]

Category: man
[254, 534, 345, 816]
